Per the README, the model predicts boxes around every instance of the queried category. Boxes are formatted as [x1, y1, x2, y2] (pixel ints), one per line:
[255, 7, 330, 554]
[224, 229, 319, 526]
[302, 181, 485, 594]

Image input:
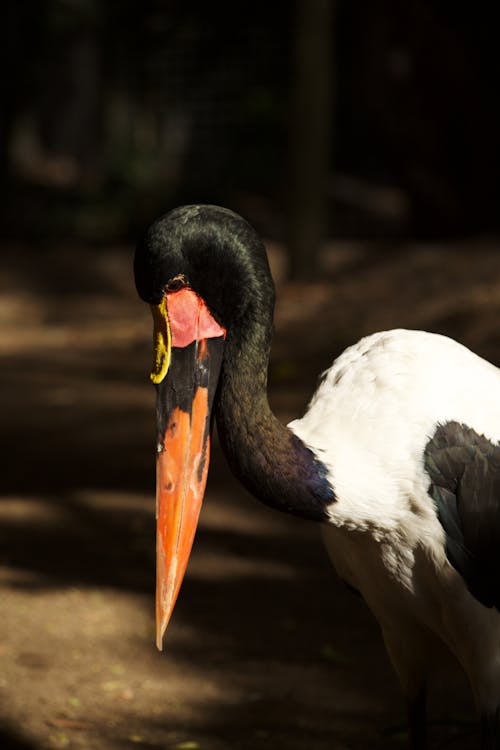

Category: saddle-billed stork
[134, 204, 500, 749]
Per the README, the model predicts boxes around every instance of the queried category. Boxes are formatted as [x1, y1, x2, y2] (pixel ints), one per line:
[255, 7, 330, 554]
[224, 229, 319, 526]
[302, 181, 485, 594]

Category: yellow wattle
[150, 298, 171, 384]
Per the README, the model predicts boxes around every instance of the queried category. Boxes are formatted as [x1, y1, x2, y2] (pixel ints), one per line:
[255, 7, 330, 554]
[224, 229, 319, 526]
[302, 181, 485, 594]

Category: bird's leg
[480, 708, 500, 749]
[381, 626, 429, 749]
[407, 684, 427, 750]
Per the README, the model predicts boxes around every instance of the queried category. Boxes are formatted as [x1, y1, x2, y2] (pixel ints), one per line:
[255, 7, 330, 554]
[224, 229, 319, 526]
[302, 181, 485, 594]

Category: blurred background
[2, 0, 499, 249]
[1, 1, 499, 749]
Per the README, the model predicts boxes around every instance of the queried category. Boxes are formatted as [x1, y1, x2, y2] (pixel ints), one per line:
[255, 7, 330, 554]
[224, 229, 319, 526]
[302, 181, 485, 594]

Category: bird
[134, 204, 500, 750]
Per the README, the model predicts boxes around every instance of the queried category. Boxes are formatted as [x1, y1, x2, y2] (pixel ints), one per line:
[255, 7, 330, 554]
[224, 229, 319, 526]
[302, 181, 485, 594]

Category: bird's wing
[425, 421, 500, 610]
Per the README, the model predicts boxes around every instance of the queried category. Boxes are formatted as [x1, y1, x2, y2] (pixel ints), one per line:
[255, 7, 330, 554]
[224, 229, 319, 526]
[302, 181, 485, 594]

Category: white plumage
[290, 328, 500, 730]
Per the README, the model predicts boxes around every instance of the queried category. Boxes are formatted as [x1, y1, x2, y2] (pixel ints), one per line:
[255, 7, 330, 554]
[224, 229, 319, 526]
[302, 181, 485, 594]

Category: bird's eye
[166, 275, 188, 292]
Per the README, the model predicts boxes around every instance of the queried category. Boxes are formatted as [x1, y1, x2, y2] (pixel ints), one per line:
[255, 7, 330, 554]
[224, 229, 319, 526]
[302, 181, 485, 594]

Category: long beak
[151, 289, 225, 650]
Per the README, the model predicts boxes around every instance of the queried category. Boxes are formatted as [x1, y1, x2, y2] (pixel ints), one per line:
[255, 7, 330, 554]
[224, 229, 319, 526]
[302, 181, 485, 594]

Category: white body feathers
[289, 329, 500, 710]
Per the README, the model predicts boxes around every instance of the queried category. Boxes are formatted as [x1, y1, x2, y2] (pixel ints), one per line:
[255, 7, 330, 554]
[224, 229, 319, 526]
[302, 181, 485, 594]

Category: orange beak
[151, 289, 225, 649]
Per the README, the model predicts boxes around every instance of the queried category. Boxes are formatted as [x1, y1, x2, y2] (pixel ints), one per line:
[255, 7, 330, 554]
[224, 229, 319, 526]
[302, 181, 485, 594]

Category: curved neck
[215, 321, 334, 522]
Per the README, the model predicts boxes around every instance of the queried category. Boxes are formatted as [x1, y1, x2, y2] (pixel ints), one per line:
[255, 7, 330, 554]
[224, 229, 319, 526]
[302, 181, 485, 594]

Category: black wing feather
[424, 421, 500, 610]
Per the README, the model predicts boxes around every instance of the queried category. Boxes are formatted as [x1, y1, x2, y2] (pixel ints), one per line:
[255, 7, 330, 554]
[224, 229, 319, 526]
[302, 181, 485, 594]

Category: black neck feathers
[215, 348, 334, 522]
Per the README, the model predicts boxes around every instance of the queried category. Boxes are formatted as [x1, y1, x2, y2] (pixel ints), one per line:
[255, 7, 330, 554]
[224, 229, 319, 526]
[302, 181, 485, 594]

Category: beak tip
[156, 623, 166, 651]
[156, 606, 170, 652]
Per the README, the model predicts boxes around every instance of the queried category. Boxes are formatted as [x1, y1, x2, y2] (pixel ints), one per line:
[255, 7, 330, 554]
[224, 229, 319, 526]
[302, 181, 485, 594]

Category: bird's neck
[215, 325, 334, 522]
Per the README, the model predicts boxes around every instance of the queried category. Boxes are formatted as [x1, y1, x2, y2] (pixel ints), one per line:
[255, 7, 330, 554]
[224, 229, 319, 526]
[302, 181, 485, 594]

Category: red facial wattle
[166, 288, 225, 347]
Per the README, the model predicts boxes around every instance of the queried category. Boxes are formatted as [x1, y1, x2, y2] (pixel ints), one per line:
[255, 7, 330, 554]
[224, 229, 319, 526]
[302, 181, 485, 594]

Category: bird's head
[134, 204, 274, 649]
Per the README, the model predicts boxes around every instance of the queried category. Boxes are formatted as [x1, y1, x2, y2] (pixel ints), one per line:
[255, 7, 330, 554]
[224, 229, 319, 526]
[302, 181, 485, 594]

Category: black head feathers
[134, 205, 275, 334]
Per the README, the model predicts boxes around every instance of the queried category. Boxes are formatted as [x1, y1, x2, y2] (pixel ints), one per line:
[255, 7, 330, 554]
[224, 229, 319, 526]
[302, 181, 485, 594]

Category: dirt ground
[2, 235, 500, 750]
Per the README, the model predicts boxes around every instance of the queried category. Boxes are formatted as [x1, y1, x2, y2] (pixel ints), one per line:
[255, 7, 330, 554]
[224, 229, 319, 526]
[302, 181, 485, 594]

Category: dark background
[1, 2, 499, 749]
[2, 0, 499, 250]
